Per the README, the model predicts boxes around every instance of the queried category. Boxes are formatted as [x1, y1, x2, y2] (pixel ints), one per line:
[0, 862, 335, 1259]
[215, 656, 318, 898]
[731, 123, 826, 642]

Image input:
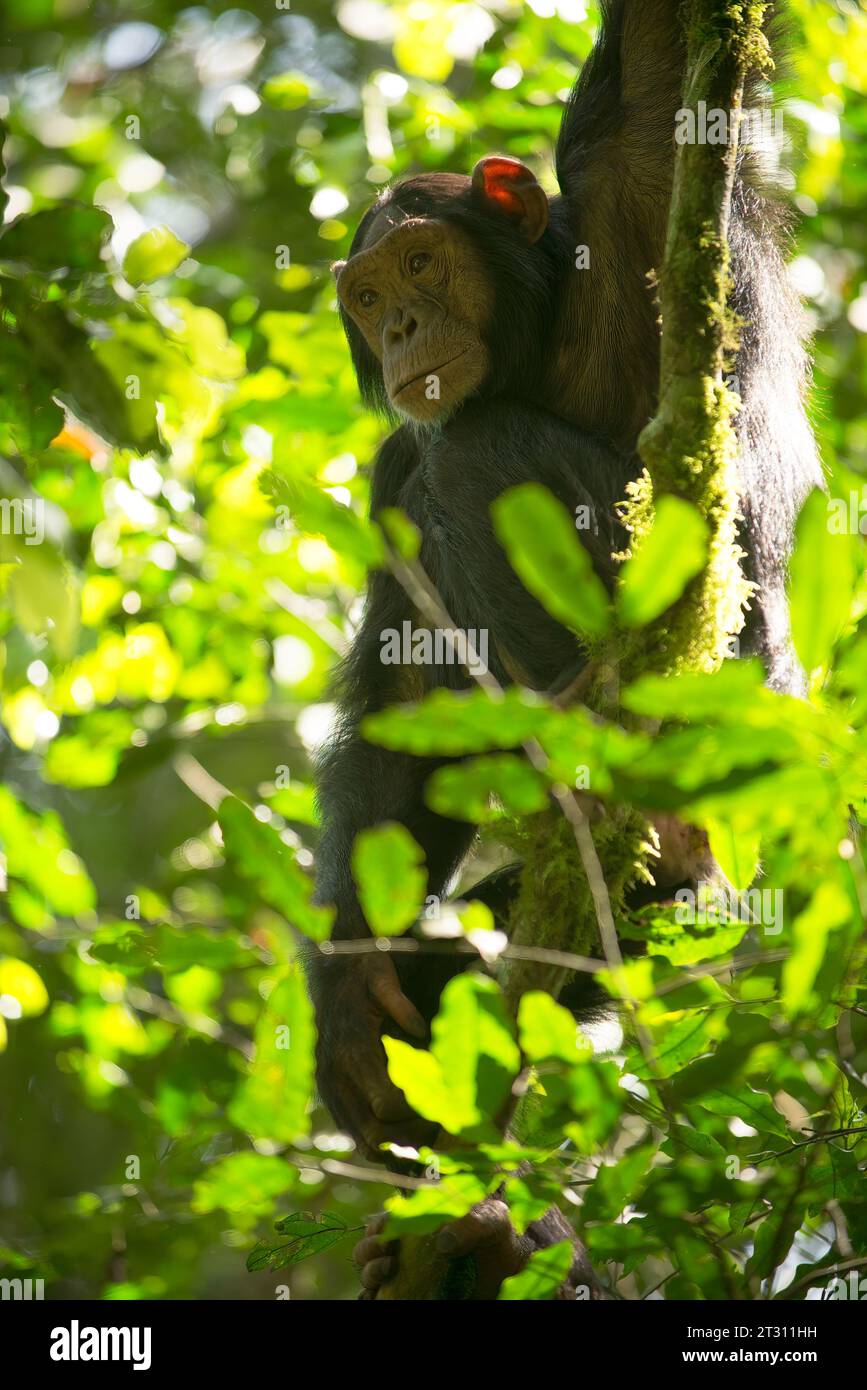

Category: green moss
[499, 804, 652, 1012]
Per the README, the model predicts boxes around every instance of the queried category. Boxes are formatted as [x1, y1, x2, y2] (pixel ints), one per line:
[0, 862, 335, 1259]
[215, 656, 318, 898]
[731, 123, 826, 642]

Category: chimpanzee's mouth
[393, 350, 469, 397]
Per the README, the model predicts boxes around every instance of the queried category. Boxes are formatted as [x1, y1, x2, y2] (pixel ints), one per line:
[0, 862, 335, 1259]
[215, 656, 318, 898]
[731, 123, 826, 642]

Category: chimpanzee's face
[333, 211, 493, 423]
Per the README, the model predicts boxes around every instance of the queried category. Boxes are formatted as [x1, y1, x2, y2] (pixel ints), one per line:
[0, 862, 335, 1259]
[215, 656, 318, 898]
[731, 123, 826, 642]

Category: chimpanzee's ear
[471, 157, 549, 243]
[331, 259, 347, 282]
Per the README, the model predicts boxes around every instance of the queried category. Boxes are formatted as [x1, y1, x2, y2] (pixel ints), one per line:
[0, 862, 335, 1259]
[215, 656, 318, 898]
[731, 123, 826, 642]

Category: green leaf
[383, 1174, 490, 1235]
[228, 968, 315, 1144]
[351, 822, 427, 936]
[664, 1124, 726, 1160]
[262, 71, 318, 110]
[623, 659, 766, 722]
[381, 1042, 456, 1125]
[0, 205, 111, 276]
[362, 686, 549, 757]
[0, 958, 49, 1017]
[384, 975, 520, 1136]
[192, 1152, 296, 1217]
[744, 1172, 806, 1280]
[620, 907, 748, 967]
[498, 1240, 574, 1300]
[697, 1087, 790, 1140]
[491, 483, 610, 638]
[518, 991, 588, 1064]
[563, 1058, 625, 1151]
[581, 1144, 655, 1222]
[782, 879, 851, 1015]
[90, 924, 255, 974]
[43, 735, 119, 788]
[261, 469, 384, 569]
[633, 1008, 730, 1078]
[219, 796, 332, 941]
[617, 496, 708, 627]
[246, 1212, 351, 1272]
[705, 816, 761, 891]
[0, 787, 95, 916]
[789, 488, 856, 673]
[425, 754, 549, 822]
[123, 225, 190, 284]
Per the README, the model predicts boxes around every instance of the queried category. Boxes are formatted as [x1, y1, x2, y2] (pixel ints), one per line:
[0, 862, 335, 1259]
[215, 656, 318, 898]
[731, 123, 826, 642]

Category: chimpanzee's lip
[392, 350, 469, 397]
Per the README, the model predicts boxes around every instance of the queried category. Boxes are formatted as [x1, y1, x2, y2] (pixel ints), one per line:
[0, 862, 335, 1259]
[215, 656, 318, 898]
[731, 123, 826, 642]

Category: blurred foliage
[0, 0, 865, 1302]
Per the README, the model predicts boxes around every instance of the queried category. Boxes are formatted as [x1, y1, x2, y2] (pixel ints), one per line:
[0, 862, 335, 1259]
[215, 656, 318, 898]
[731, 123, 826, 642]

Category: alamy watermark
[825, 1271, 867, 1300]
[675, 102, 784, 149]
[1, 1276, 44, 1299]
[49, 1321, 152, 1371]
[827, 488, 867, 536]
[0, 496, 44, 545]
[380, 621, 488, 677]
[674, 880, 784, 935]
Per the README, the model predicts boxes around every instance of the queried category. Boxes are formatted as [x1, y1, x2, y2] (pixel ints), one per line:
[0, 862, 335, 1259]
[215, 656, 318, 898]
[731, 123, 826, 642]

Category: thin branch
[776, 1254, 867, 1302]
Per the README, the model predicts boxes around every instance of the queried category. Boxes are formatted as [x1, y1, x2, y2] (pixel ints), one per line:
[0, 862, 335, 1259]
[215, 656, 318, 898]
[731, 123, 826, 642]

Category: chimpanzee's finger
[353, 1233, 396, 1269]
[366, 956, 427, 1038]
[360, 1115, 437, 1160]
[360, 1256, 396, 1290]
[354, 1211, 398, 1267]
[351, 1046, 415, 1122]
[331, 1075, 436, 1161]
[434, 1198, 512, 1255]
[324, 1079, 381, 1162]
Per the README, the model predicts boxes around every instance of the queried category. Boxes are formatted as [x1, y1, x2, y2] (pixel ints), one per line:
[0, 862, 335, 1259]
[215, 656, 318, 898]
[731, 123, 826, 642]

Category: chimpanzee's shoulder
[369, 423, 424, 514]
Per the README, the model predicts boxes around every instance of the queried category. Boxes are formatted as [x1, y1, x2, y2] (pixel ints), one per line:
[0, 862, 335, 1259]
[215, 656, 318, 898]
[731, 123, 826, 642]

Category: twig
[775, 1254, 867, 1301]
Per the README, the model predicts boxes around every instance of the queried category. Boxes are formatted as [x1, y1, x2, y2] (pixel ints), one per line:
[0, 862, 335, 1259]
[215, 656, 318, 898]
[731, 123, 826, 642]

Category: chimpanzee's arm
[556, 0, 685, 203]
[310, 427, 478, 1160]
[549, 0, 686, 444]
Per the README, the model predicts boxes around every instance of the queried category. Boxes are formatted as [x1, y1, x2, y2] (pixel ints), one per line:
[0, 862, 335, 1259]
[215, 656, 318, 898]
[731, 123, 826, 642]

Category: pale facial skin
[333, 211, 494, 424]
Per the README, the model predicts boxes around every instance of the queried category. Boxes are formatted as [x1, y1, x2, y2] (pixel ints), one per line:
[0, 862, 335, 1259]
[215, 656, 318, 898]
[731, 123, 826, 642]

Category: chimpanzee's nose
[384, 308, 418, 347]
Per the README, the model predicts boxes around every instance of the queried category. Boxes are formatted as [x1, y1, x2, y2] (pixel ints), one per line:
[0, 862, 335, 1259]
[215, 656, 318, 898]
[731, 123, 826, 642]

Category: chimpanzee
[307, 0, 822, 1296]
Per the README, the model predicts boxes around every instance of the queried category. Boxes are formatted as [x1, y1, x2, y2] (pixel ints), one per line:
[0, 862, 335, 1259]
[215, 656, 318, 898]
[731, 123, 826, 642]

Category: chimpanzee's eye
[359, 288, 379, 308]
[408, 252, 432, 276]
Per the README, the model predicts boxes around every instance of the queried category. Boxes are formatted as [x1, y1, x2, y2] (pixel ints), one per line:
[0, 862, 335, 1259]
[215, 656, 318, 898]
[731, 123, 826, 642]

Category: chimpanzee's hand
[354, 1200, 528, 1299]
[313, 953, 437, 1163]
[355, 1199, 604, 1300]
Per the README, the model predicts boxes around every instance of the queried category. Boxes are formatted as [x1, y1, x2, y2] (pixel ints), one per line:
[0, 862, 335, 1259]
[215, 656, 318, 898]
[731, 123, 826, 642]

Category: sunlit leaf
[782, 879, 852, 1014]
[228, 968, 315, 1144]
[192, 1152, 296, 1218]
[0, 957, 48, 1017]
[351, 822, 427, 936]
[498, 1240, 574, 1300]
[789, 488, 856, 672]
[705, 816, 761, 891]
[518, 991, 588, 1064]
[384, 974, 519, 1136]
[219, 797, 333, 941]
[123, 226, 190, 284]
